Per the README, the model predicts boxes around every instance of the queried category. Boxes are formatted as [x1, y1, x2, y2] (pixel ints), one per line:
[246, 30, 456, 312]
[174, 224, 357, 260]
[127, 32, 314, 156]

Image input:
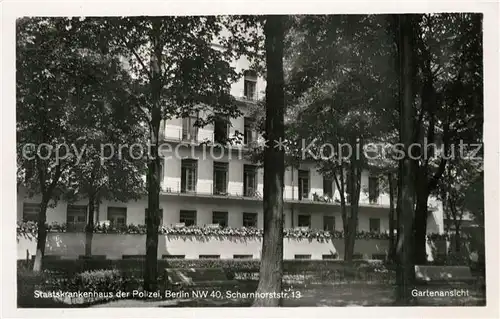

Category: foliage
[17, 268, 69, 307]
[68, 16, 264, 288]
[436, 157, 483, 231]
[62, 57, 147, 206]
[283, 15, 400, 262]
[18, 258, 394, 281]
[408, 13, 483, 263]
[463, 172, 484, 226]
[17, 17, 94, 200]
[68, 269, 124, 292]
[17, 221, 448, 241]
[17, 17, 149, 271]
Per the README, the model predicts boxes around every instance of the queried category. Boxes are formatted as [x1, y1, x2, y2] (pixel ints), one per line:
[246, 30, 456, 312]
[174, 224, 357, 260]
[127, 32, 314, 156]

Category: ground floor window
[233, 254, 253, 259]
[297, 214, 311, 228]
[66, 205, 87, 231]
[212, 211, 228, 228]
[294, 254, 312, 260]
[242, 212, 257, 228]
[323, 215, 335, 231]
[199, 255, 220, 259]
[22, 203, 40, 222]
[179, 210, 196, 226]
[144, 208, 163, 225]
[369, 218, 381, 233]
[322, 254, 337, 260]
[162, 255, 185, 259]
[107, 207, 127, 227]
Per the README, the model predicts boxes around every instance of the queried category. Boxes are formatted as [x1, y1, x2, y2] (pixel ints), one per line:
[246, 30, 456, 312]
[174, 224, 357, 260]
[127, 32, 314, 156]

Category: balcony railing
[235, 89, 259, 103]
[159, 182, 387, 207]
[161, 182, 262, 200]
[161, 127, 248, 149]
[162, 126, 213, 144]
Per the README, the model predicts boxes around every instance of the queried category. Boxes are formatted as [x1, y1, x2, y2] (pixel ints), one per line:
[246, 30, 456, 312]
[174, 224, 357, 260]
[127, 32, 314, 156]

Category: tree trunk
[388, 172, 396, 261]
[341, 199, 349, 261]
[32, 198, 49, 272]
[253, 15, 285, 307]
[333, 168, 349, 261]
[414, 175, 429, 264]
[454, 226, 461, 253]
[395, 14, 416, 305]
[396, 161, 402, 245]
[85, 194, 96, 256]
[143, 17, 162, 291]
[345, 163, 360, 262]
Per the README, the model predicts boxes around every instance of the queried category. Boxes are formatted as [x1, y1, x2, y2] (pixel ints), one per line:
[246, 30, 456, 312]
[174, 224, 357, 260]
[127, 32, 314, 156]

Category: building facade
[16, 50, 445, 261]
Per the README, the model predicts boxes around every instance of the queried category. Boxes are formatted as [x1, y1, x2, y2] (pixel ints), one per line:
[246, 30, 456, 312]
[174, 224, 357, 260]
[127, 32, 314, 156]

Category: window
[159, 119, 166, 141]
[294, 254, 311, 260]
[159, 161, 164, 189]
[162, 255, 185, 259]
[243, 212, 258, 228]
[323, 215, 335, 231]
[372, 254, 386, 260]
[180, 210, 196, 226]
[181, 159, 197, 193]
[66, 205, 87, 231]
[213, 162, 229, 195]
[323, 177, 333, 198]
[233, 254, 253, 259]
[212, 211, 228, 228]
[244, 117, 255, 145]
[22, 203, 40, 222]
[243, 165, 258, 197]
[182, 114, 198, 142]
[199, 255, 220, 259]
[346, 173, 352, 203]
[122, 255, 145, 259]
[322, 254, 337, 260]
[107, 207, 127, 227]
[368, 176, 380, 204]
[214, 114, 229, 144]
[298, 214, 311, 228]
[298, 170, 310, 200]
[369, 218, 381, 233]
[144, 208, 164, 225]
[243, 70, 257, 100]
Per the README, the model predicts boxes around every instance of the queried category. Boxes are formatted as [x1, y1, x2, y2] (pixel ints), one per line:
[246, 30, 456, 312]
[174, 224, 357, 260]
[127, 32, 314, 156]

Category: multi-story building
[16, 45, 445, 261]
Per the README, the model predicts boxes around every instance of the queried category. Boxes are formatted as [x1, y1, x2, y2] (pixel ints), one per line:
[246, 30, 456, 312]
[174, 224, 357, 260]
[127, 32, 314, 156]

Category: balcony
[160, 127, 249, 150]
[161, 181, 262, 201]
[234, 89, 259, 104]
[160, 181, 350, 207]
[162, 126, 213, 144]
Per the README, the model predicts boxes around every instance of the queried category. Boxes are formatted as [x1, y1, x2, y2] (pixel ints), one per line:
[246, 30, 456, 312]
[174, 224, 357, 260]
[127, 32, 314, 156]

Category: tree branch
[117, 34, 153, 81]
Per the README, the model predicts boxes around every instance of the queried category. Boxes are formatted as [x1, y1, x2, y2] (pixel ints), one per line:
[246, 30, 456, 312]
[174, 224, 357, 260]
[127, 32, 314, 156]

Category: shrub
[68, 269, 124, 292]
[17, 269, 71, 307]
[17, 258, 396, 293]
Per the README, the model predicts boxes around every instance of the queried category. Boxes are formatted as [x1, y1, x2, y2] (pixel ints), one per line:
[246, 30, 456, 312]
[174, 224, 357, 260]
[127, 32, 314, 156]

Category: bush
[18, 258, 392, 277]
[18, 268, 132, 307]
[68, 269, 124, 292]
[17, 269, 72, 307]
[17, 258, 396, 293]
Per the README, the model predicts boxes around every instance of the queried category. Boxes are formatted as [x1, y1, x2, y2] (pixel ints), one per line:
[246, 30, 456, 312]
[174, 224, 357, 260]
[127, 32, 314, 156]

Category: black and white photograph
[1, 0, 499, 317]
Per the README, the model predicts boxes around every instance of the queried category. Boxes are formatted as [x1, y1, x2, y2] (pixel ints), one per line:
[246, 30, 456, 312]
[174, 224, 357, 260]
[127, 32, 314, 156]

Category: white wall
[18, 189, 440, 237]
[17, 232, 447, 261]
